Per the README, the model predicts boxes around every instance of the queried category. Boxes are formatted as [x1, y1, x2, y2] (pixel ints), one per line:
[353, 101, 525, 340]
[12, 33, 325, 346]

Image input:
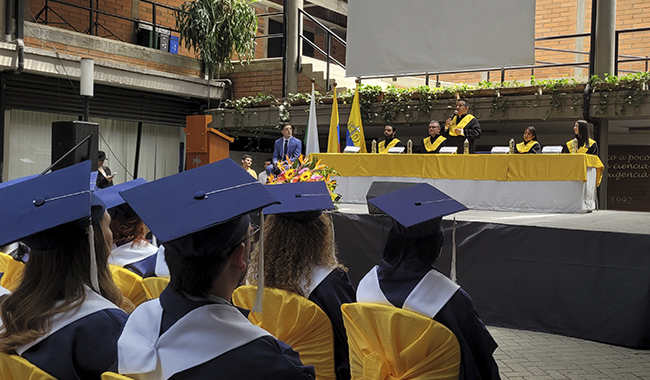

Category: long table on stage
[313, 153, 604, 213]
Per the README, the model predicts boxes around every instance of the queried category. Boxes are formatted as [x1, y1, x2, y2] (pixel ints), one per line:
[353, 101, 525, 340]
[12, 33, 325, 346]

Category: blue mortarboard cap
[90, 171, 99, 192]
[95, 178, 147, 210]
[0, 174, 38, 190]
[0, 161, 95, 250]
[264, 182, 334, 220]
[119, 159, 280, 245]
[368, 183, 467, 237]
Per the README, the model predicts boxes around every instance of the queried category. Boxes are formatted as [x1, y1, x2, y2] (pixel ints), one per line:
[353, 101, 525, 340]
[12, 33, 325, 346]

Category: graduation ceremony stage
[331, 204, 650, 349]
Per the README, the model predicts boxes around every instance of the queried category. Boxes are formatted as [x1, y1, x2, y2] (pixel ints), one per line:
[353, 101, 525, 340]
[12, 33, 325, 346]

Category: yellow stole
[424, 135, 446, 153]
[566, 138, 596, 154]
[516, 140, 537, 153]
[446, 114, 475, 136]
[378, 138, 401, 153]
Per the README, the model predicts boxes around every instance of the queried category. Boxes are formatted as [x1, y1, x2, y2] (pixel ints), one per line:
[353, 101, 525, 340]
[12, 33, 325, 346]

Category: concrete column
[597, 119, 609, 210]
[593, 0, 616, 77]
[284, 0, 302, 96]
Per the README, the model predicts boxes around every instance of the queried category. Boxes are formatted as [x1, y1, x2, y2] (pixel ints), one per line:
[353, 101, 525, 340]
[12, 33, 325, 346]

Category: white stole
[299, 264, 336, 298]
[154, 246, 170, 278]
[357, 266, 460, 319]
[15, 285, 120, 355]
[118, 299, 271, 380]
[110, 241, 159, 267]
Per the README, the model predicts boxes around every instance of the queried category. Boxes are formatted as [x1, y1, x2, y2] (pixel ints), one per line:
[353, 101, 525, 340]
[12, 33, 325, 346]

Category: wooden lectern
[185, 115, 234, 170]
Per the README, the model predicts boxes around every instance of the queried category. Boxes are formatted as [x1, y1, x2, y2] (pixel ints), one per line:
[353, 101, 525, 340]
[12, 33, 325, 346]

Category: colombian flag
[327, 86, 340, 153]
[346, 84, 367, 153]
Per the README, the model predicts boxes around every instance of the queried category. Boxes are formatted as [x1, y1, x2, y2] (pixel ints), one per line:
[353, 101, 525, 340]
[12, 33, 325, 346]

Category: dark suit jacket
[273, 136, 302, 164]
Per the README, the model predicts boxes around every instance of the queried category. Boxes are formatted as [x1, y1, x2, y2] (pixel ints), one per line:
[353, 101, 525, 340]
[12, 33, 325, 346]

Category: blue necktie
[283, 139, 288, 159]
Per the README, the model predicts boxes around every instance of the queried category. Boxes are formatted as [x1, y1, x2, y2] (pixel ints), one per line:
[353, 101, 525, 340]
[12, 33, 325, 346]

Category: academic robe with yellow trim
[515, 140, 541, 154]
[420, 135, 447, 154]
[378, 138, 403, 153]
[375, 258, 500, 380]
[562, 138, 599, 156]
[443, 114, 481, 154]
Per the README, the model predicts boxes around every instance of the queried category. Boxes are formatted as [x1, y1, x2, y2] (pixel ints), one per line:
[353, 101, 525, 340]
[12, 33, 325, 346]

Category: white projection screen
[346, 0, 536, 78]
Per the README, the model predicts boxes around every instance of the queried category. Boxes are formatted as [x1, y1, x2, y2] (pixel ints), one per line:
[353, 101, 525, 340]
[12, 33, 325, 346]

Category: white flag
[305, 83, 320, 155]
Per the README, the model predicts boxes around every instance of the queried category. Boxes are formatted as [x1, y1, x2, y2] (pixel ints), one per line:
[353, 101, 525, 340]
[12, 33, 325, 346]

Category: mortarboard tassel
[252, 210, 264, 313]
[450, 216, 457, 283]
[87, 220, 101, 293]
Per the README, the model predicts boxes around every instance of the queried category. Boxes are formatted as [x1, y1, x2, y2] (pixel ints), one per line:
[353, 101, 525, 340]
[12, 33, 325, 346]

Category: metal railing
[32, 0, 178, 43]
[297, 8, 346, 91]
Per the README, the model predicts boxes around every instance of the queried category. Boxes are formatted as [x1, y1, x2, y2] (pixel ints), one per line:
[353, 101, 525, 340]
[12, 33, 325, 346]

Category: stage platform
[331, 205, 650, 349]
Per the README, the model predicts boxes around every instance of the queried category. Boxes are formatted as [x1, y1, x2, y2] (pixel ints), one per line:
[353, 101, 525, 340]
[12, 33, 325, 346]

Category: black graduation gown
[562, 139, 599, 156]
[22, 308, 128, 380]
[307, 267, 356, 380]
[419, 135, 447, 154]
[156, 288, 316, 380]
[376, 259, 501, 380]
[443, 114, 482, 154]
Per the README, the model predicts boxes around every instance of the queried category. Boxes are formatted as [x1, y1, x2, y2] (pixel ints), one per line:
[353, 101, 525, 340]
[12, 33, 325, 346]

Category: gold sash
[424, 136, 446, 153]
[516, 140, 537, 153]
[446, 114, 475, 137]
[566, 138, 596, 154]
[378, 138, 401, 154]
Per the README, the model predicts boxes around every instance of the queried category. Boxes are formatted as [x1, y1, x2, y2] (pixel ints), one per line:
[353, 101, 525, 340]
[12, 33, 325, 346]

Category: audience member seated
[246, 181, 356, 380]
[116, 159, 315, 380]
[95, 179, 158, 267]
[0, 161, 130, 380]
[562, 120, 599, 156]
[516, 126, 542, 154]
[358, 183, 501, 380]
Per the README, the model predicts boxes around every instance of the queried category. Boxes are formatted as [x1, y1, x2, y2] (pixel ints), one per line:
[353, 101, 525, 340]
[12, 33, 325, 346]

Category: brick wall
[226, 68, 325, 99]
[25, 0, 650, 92]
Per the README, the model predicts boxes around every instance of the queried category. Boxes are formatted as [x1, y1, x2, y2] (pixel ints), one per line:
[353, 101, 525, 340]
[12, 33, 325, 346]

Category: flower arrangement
[268, 155, 341, 202]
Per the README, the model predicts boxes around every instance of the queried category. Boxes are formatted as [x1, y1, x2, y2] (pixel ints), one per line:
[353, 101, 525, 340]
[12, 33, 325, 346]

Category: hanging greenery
[175, 0, 258, 78]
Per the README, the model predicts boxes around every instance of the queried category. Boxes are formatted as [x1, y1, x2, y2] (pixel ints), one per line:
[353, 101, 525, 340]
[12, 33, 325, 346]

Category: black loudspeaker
[51, 121, 99, 172]
[366, 181, 420, 214]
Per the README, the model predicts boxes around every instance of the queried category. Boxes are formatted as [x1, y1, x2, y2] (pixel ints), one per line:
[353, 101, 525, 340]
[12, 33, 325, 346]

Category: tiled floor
[490, 327, 650, 380]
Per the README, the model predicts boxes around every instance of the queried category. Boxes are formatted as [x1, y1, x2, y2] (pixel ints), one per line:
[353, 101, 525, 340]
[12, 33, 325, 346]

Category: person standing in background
[444, 99, 481, 154]
[97, 151, 115, 189]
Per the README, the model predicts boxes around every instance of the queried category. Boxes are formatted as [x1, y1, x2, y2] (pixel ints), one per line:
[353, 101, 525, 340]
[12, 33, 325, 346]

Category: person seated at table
[358, 183, 501, 380]
[95, 179, 159, 268]
[562, 120, 598, 155]
[419, 120, 447, 154]
[444, 99, 481, 154]
[116, 159, 315, 380]
[268, 122, 302, 175]
[0, 161, 130, 380]
[378, 124, 403, 153]
[515, 126, 541, 154]
[248, 181, 356, 380]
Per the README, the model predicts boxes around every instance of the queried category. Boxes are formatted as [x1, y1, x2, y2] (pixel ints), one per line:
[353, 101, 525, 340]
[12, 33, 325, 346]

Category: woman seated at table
[516, 126, 541, 154]
[247, 182, 356, 380]
[562, 120, 599, 155]
[0, 162, 130, 380]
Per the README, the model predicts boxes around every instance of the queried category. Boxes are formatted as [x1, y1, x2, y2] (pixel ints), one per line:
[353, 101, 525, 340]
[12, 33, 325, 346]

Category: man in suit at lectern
[268, 122, 302, 175]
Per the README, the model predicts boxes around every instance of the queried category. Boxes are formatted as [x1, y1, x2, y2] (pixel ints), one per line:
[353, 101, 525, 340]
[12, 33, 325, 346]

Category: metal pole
[83, 96, 90, 121]
[500, 68, 505, 83]
[425, 73, 429, 86]
[284, 0, 302, 95]
[281, 0, 287, 98]
[89, 0, 94, 35]
[326, 33, 331, 91]
[0, 73, 6, 182]
[133, 121, 142, 179]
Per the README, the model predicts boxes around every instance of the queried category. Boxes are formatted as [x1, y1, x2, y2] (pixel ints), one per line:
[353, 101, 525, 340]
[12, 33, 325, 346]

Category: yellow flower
[284, 168, 296, 180]
[299, 170, 312, 181]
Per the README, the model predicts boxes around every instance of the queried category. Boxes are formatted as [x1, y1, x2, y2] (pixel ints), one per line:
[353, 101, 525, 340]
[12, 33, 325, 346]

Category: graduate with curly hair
[247, 181, 356, 380]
